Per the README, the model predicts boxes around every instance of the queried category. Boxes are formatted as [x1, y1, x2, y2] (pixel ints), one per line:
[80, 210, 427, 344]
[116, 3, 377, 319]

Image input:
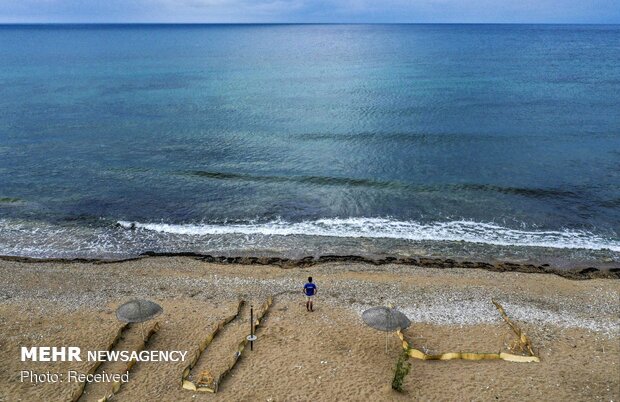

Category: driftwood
[492, 300, 536, 357]
[182, 297, 273, 393]
[396, 300, 540, 363]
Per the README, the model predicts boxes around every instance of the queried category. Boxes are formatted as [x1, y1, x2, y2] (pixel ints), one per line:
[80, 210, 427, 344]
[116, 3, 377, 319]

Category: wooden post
[250, 305, 254, 351]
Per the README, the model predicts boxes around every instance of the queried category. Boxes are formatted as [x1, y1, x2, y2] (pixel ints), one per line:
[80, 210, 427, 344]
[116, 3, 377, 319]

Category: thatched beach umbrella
[362, 306, 411, 352]
[116, 299, 163, 340]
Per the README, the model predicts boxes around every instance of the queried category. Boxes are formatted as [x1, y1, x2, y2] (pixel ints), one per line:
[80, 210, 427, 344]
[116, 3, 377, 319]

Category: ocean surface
[0, 24, 619, 266]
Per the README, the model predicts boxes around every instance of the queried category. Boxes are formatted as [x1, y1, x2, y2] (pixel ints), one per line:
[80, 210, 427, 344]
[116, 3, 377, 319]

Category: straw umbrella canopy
[116, 299, 163, 340]
[362, 306, 411, 351]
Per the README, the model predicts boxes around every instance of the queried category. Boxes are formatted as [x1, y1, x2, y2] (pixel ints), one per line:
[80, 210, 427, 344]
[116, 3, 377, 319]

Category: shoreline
[1, 252, 618, 280]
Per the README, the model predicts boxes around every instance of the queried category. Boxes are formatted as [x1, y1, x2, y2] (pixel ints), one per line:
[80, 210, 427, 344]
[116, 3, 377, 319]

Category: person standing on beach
[303, 277, 317, 312]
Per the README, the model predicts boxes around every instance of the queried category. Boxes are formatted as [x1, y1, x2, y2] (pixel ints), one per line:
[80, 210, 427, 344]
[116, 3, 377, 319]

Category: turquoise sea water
[0, 24, 619, 265]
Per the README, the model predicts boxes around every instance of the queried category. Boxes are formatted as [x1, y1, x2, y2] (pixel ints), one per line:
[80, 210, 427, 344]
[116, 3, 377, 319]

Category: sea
[0, 24, 619, 267]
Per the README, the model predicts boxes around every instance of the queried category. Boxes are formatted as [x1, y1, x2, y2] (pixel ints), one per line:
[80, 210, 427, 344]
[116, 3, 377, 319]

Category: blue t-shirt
[304, 283, 317, 296]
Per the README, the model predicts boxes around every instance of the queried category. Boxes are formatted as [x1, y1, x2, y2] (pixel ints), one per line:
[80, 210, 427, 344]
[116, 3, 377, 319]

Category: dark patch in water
[0, 197, 21, 203]
[184, 170, 580, 199]
[185, 170, 402, 189]
[455, 184, 578, 199]
[599, 198, 620, 208]
[296, 131, 501, 144]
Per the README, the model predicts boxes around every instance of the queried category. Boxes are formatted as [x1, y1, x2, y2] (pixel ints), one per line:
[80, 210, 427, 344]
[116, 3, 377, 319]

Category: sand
[0, 256, 618, 401]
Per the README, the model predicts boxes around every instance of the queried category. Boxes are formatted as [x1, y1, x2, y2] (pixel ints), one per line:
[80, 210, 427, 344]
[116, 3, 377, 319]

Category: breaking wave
[117, 218, 620, 252]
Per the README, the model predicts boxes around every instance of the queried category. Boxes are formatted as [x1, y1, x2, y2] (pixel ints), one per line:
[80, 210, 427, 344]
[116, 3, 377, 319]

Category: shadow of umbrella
[362, 306, 411, 352]
[116, 299, 163, 341]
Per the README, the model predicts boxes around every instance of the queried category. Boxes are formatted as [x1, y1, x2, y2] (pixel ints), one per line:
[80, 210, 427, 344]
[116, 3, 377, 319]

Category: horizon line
[1, 22, 619, 26]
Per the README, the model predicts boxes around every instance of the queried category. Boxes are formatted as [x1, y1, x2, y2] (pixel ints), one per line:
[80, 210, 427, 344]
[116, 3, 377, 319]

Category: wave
[117, 218, 620, 252]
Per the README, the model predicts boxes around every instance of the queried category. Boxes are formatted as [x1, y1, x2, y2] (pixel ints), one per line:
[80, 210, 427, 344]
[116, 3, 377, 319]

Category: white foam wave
[117, 218, 620, 252]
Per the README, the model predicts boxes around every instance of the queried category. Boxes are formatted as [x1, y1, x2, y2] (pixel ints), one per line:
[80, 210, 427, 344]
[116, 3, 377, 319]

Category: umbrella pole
[137, 301, 145, 341]
[385, 331, 388, 353]
[385, 307, 390, 353]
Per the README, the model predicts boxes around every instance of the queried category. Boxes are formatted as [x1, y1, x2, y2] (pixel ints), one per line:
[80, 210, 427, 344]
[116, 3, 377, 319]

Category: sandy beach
[0, 256, 618, 401]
